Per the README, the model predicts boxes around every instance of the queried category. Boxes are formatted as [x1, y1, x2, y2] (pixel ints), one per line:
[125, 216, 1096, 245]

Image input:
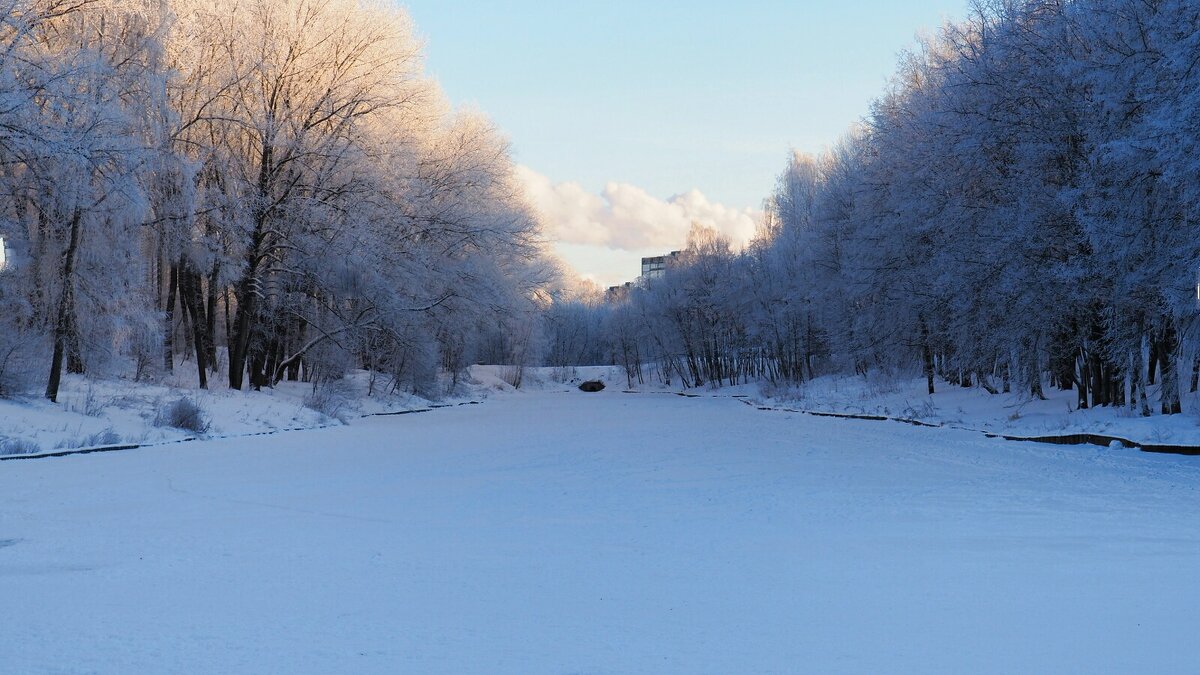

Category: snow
[0, 369, 451, 456]
[755, 373, 1200, 447]
[469, 364, 685, 394]
[484, 364, 1200, 448]
[10, 366, 1196, 459]
[2, 388, 1198, 673]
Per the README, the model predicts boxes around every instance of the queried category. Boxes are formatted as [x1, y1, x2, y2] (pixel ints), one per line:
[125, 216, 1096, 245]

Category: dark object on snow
[579, 380, 605, 393]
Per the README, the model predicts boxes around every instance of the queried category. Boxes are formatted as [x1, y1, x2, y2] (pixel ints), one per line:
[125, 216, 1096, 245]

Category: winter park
[2, 0, 1200, 672]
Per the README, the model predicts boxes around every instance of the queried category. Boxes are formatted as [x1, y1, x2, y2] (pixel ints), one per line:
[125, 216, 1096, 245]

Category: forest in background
[546, 0, 1200, 417]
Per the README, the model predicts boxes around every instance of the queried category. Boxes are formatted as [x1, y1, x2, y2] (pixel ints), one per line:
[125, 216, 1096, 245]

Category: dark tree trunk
[1130, 359, 1139, 414]
[1111, 366, 1125, 408]
[229, 141, 273, 390]
[229, 266, 258, 390]
[920, 318, 934, 395]
[179, 259, 209, 389]
[1148, 337, 1159, 385]
[65, 305, 84, 374]
[1030, 374, 1045, 400]
[1028, 345, 1045, 400]
[46, 210, 83, 403]
[1076, 351, 1088, 410]
[1090, 354, 1107, 407]
[1050, 328, 1077, 392]
[223, 288, 233, 350]
[205, 262, 220, 370]
[164, 263, 178, 373]
[248, 349, 268, 391]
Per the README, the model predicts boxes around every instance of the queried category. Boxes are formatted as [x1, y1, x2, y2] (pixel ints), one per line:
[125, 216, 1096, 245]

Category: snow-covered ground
[754, 373, 1200, 447]
[0, 368, 471, 457]
[488, 364, 1200, 448]
[8, 363, 1195, 458]
[2, 388, 1198, 673]
[0, 363, 636, 458]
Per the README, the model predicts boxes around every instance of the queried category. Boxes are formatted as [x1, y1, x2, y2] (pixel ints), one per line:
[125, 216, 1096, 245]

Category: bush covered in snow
[0, 437, 40, 456]
[155, 397, 209, 434]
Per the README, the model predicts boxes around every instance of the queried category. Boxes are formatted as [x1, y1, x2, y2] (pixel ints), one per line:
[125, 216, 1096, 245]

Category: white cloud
[516, 165, 761, 252]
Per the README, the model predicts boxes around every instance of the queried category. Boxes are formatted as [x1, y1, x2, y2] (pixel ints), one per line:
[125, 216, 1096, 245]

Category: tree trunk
[228, 264, 258, 390]
[229, 140, 273, 390]
[163, 263, 178, 373]
[1111, 366, 1125, 408]
[46, 209, 83, 403]
[979, 374, 998, 395]
[1090, 354, 1107, 407]
[1148, 337, 1159, 385]
[1130, 355, 1140, 415]
[205, 262, 220, 369]
[179, 259, 209, 389]
[1028, 343, 1045, 400]
[65, 305, 84, 374]
[223, 288, 233, 351]
[1132, 325, 1151, 417]
[923, 345, 935, 395]
[1076, 351, 1088, 410]
[1159, 325, 1182, 415]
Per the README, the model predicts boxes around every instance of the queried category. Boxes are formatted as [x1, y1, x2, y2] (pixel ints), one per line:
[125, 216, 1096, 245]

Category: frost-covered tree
[565, 0, 1200, 417]
[0, 0, 555, 402]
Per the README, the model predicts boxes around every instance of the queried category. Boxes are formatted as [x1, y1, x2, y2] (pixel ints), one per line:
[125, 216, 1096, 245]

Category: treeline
[0, 0, 552, 400]
[546, 0, 1200, 415]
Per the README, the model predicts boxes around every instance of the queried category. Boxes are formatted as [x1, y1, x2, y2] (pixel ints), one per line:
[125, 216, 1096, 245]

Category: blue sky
[400, 1, 970, 286]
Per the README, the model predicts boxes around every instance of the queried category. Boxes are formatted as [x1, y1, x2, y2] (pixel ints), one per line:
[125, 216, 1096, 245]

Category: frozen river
[2, 390, 1198, 673]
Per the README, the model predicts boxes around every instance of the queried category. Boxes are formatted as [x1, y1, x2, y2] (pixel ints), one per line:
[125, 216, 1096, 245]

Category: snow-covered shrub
[64, 382, 109, 417]
[901, 399, 937, 420]
[552, 366, 578, 383]
[57, 428, 121, 449]
[0, 437, 40, 456]
[155, 397, 210, 434]
[129, 319, 164, 383]
[500, 364, 525, 389]
[84, 428, 122, 447]
[304, 379, 355, 423]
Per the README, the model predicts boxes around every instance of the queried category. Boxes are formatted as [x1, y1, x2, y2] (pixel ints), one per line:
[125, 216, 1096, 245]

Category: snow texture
[756, 373, 1200, 448]
[0, 370, 445, 457]
[2, 388, 1197, 673]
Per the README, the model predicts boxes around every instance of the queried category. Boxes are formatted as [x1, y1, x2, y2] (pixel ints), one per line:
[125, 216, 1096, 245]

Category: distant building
[605, 250, 683, 303]
[605, 281, 633, 304]
[640, 251, 681, 281]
